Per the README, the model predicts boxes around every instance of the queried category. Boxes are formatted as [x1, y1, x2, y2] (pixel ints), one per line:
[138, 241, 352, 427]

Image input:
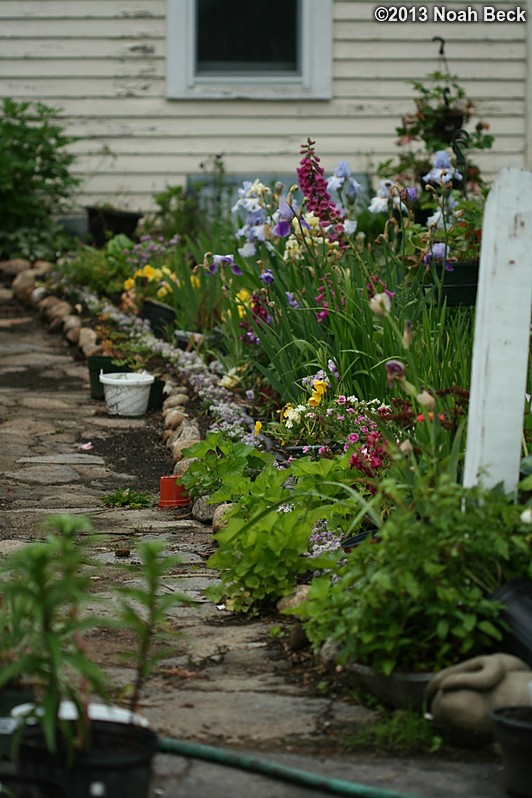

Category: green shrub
[293, 474, 532, 675]
[58, 235, 134, 298]
[0, 98, 80, 259]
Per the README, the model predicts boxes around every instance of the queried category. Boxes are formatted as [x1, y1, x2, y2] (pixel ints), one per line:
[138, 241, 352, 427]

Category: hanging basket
[99, 372, 154, 417]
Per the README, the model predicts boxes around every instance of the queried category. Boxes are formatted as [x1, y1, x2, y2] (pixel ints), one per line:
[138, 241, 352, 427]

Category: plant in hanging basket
[0, 515, 191, 797]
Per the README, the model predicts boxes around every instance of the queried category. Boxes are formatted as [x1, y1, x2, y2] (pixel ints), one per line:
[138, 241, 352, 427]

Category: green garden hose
[157, 736, 422, 798]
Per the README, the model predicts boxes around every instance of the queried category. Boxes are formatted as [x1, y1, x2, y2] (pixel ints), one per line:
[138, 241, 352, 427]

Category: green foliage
[396, 71, 493, 153]
[293, 473, 532, 676]
[0, 516, 192, 757]
[0, 98, 80, 259]
[180, 433, 275, 500]
[101, 488, 156, 509]
[114, 540, 192, 712]
[0, 515, 108, 754]
[343, 709, 442, 754]
[57, 234, 135, 298]
[205, 452, 371, 613]
[149, 184, 200, 239]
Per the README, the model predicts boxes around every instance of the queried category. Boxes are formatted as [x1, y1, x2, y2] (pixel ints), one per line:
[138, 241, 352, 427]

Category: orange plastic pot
[159, 476, 189, 508]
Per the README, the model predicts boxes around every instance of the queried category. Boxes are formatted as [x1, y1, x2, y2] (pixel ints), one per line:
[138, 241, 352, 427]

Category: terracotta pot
[159, 475, 189, 508]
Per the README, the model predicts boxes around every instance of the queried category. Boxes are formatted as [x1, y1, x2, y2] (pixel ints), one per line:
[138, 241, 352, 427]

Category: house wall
[0, 0, 528, 212]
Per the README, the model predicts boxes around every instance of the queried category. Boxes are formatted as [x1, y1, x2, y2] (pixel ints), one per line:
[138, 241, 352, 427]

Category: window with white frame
[166, 0, 332, 100]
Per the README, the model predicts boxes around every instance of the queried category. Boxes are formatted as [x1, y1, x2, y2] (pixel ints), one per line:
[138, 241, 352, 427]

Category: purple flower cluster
[125, 234, 180, 270]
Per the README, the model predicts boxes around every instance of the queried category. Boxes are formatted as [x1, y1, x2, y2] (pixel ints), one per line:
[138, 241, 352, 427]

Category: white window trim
[166, 0, 332, 100]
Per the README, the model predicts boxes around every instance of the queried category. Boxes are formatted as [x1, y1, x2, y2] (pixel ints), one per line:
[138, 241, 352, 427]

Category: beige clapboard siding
[0, 0, 527, 210]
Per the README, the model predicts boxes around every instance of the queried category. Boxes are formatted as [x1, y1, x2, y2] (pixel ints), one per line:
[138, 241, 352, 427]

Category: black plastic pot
[492, 578, 532, 667]
[428, 260, 479, 307]
[147, 377, 165, 411]
[491, 707, 532, 797]
[141, 299, 176, 339]
[87, 355, 129, 400]
[0, 771, 65, 797]
[85, 207, 143, 248]
[17, 721, 158, 798]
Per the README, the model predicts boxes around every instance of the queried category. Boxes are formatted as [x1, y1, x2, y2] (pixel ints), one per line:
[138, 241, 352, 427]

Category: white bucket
[99, 371, 154, 417]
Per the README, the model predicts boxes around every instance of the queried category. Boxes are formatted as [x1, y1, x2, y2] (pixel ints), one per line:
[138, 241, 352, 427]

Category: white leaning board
[463, 168, 532, 493]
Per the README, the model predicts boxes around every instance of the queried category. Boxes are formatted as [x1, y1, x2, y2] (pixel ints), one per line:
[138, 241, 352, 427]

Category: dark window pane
[196, 0, 299, 75]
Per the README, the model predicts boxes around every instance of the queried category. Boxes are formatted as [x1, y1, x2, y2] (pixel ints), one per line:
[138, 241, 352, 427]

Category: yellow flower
[123, 278, 134, 291]
[237, 289, 251, 303]
[312, 380, 328, 396]
[141, 264, 156, 280]
[308, 392, 322, 407]
[157, 285, 170, 298]
[254, 420, 262, 436]
[280, 403, 293, 419]
[190, 274, 201, 289]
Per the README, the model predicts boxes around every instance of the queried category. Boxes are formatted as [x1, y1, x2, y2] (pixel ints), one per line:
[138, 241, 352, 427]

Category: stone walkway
[0, 267, 504, 797]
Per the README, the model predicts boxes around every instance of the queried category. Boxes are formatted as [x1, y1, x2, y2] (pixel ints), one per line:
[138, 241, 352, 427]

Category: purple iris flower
[423, 150, 462, 184]
[245, 208, 266, 226]
[210, 254, 242, 276]
[385, 360, 405, 389]
[424, 243, 454, 272]
[434, 151, 452, 169]
[285, 291, 300, 309]
[334, 161, 352, 179]
[259, 269, 275, 284]
[272, 197, 296, 238]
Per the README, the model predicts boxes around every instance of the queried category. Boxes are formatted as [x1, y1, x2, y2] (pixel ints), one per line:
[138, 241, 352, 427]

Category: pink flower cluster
[297, 138, 346, 243]
[348, 426, 387, 479]
[315, 277, 345, 323]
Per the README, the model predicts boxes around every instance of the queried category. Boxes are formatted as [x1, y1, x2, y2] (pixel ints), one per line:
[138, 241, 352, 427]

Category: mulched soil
[88, 414, 175, 494]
